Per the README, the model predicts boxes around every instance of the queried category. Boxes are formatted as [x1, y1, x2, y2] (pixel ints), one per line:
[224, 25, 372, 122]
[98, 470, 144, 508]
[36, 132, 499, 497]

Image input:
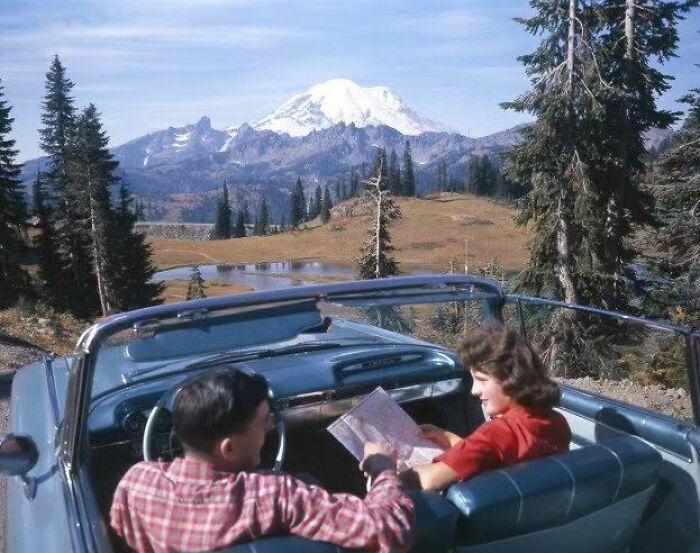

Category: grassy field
[149, 193, 531, 273]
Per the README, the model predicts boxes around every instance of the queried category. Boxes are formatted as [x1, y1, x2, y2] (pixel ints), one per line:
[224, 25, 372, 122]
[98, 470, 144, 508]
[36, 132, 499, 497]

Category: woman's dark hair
[173, 367, 269, 455]
[458, 325, 560, 410]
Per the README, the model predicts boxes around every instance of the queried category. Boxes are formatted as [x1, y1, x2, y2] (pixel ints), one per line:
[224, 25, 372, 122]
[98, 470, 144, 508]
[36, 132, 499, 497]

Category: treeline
[434, 154, 528, 199]
[0, 56, 161, 317]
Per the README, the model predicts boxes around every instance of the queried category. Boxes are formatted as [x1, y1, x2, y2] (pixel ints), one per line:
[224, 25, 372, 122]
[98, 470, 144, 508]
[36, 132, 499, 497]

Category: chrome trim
[44, 354, 60, 430]
[282, 378, 464, 426]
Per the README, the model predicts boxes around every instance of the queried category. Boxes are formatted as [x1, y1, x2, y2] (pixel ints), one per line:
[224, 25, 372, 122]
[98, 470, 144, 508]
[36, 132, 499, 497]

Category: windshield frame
[58, 274, 505, 474]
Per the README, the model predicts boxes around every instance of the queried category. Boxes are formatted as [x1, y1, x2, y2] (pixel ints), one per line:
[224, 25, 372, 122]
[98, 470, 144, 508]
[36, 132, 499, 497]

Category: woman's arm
[419, 424, 462, 449]
[400, 461, 459, 491]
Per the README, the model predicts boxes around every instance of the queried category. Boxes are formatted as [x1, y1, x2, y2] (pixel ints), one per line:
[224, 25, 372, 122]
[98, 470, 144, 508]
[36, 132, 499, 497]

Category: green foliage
[0, 78, 30, 307]
[402, 141, 416, 196]
[186, 266, 207, 300]
[212, 182, 232, 239]
[289, 177, 306, 228]
[321, 185, 332, 223]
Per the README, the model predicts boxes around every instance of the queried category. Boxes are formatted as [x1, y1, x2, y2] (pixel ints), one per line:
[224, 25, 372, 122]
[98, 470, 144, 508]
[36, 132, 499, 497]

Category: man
[110, 368, 415, 552]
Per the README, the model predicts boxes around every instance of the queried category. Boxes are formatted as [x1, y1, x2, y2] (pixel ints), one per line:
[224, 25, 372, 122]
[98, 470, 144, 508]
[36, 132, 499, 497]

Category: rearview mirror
[0, 434, 38, 476]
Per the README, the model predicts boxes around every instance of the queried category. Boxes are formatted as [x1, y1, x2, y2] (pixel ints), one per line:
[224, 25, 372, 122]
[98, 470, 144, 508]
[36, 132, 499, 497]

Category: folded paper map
[327, 387, 444, 470]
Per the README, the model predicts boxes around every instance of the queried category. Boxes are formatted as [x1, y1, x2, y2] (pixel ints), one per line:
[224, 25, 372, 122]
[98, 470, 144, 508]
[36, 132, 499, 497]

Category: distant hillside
[149, 193, 531, 273]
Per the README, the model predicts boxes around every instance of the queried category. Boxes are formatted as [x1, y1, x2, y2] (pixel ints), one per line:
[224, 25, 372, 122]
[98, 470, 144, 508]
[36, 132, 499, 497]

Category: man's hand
[419, 424, 462, 450]
[360, 442, 397, 477]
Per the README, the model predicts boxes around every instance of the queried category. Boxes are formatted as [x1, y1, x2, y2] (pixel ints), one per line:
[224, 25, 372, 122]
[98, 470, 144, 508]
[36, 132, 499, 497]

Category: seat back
[445, 435, 662, 552]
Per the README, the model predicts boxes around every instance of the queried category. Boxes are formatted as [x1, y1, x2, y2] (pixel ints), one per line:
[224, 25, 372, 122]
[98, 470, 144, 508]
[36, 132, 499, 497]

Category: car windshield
[88, 277, 504, 399]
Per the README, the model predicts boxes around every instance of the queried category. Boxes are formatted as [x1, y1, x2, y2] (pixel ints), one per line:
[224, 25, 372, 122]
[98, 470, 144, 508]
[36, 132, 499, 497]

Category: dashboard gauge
[122, 412, 147, 434]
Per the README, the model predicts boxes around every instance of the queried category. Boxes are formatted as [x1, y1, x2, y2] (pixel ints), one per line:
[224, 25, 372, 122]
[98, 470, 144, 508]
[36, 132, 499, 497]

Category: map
[327, 387, 444, 470]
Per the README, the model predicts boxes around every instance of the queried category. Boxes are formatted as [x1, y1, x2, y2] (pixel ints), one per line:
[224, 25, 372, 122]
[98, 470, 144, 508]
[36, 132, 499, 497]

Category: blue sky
[2, 0, 700, 162]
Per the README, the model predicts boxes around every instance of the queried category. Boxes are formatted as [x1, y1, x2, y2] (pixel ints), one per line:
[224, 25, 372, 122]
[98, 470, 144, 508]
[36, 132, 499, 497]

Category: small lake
[153, 262, 358, 291]
[153, 261, 438, 291]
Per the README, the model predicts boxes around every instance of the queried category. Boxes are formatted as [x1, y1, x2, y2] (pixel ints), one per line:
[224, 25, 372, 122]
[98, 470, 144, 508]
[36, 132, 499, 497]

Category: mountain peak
[254, 78, 452, 137]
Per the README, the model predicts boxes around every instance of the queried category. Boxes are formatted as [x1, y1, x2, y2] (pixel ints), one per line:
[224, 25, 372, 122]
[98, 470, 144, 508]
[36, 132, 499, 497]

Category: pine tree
[0, 79, 29, 307]
[503, 0, 605, 374]
[290, 177, 306, 228]
[257, 196, 269, 236]
[402, 140, 416, 196]
[233, 210, 246, 238]
[212, 181, 231, 239]
[350, 170, 359, 198]
[32, 167, 65, 307]
[653, 85, 700, 327]
[111, 183, 163, 311]
[70, 104, 119, 315]
[591, 0, 693, 307]
[388, 148, 401, 195]
[309, 184, 322, 220]
[40, 56, 96, 314]
[186, 266, 207, 300]
[321, 185, 332, 223]
[357, 159, 402, 279]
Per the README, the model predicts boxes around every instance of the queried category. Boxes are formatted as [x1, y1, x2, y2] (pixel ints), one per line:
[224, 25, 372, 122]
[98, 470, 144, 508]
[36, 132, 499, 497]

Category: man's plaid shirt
[110, 457, 415, 553]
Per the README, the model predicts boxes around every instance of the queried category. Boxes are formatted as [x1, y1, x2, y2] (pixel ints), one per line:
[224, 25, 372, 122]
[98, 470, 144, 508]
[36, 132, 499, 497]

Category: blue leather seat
[445, 435, 662, 552]
[219, 491, 459, 553]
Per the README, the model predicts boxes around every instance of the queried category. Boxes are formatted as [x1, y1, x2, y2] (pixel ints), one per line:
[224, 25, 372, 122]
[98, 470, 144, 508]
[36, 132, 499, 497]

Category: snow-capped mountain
[253, 78, 453, 137]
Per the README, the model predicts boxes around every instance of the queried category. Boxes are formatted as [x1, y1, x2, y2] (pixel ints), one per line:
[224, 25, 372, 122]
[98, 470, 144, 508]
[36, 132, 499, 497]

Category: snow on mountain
[254, 78, 453, 137]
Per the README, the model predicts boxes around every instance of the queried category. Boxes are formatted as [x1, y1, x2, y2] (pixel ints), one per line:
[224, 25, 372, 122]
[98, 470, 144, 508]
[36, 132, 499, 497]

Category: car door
[503, 295, 700, 552]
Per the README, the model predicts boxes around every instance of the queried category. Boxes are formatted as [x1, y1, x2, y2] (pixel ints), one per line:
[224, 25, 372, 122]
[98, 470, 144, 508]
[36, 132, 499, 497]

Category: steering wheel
[142, 371, 286, 471]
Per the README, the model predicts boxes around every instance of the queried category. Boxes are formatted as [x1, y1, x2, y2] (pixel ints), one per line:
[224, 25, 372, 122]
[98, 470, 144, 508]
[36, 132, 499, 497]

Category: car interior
[80, 294, 698, 553]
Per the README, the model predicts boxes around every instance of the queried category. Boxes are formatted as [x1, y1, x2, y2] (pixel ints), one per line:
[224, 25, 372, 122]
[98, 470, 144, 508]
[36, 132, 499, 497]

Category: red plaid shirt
[110, 457, 415, 553]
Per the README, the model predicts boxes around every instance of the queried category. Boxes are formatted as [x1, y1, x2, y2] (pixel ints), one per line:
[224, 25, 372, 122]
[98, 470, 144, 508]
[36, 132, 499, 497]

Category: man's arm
[278, 444, 415, 553]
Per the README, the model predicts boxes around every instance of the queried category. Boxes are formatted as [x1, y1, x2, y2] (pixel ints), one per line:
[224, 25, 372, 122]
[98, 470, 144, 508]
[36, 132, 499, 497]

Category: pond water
[153, 261, 438, 291]
[153, 261, 358, 291]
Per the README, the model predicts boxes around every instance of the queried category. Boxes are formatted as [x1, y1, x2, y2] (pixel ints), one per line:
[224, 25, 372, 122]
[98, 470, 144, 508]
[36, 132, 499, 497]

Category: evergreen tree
[340, 176, 347, 201]
[653, 85, 700, 327]
[591, 0, 693, 307]
[32, 168, 65, 307]
[111, 182, 163, 311]
[40, 56, 97, 314]
[388, 148, 401, 194]
[290, 177, 306, 228]
[372, 147, 389, 187]
[402, 140, 416, 196]
[309, 184, 322, 220]
[233, 210, 246, 238]
[357, 159, 402, 279]
[334, 181, 341, 203]
[321, 185, 332, 223]
[503, 0, 604, 374]
[212, 181, 231, 239]
[256, 196, 269, 236]
[350, 170, 359, 198]
[70, 104, 119, 315]
[0, 79, 30, 307]
[186, 266, 207, 300]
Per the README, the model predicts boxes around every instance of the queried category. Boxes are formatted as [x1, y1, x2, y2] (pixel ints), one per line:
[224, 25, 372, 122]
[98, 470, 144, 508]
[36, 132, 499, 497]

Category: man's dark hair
[459, 325, 561, 410]
[173, 367, 269, 455]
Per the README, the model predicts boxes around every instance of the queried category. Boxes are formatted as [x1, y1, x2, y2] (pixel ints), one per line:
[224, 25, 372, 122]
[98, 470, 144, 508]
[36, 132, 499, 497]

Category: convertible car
[2, 275, 700, 552]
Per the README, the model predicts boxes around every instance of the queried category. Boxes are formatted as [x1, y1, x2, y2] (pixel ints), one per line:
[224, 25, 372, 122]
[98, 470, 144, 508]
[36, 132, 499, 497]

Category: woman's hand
[419, 424, 462, 449]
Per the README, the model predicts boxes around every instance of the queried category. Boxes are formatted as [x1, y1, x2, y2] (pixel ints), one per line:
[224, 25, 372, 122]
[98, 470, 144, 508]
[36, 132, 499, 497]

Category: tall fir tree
[290, 177, 306, 228]
[350, 170, 359, 198]
[388, 148, 402, 195]
[321, 185, 332, 223]
[186, 266, 207, 300]
[309, 184, 322, 220]
[33, 167, 65, 306]
[110, 182, 163, 311]
[233, 210, 246, 238]
[255, 196, 269, 235]
[357, 159, 402, 279]
[590, 0, 694, 307]
[212, 181, 232, 239]
[402, 140, 416, 196]
[503, 0, 605, 374]
[40, 56, 96, 314]
[653, 84, 700, 327]
[0, 79, 29, 307]
[70, 104, 119, 315]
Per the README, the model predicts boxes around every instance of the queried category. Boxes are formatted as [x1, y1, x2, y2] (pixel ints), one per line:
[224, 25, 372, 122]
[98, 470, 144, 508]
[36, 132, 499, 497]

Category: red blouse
[434, 406, 571, 481]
